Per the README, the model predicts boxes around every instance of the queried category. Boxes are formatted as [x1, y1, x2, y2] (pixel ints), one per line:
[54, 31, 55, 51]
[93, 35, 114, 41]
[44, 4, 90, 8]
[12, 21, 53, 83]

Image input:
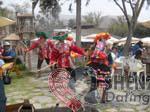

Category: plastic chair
[127, 58, 146, 85]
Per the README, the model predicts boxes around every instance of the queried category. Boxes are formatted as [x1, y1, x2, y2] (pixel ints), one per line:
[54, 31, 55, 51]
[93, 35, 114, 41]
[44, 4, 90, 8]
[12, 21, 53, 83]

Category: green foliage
[83, 12, 101, 27]
[134, 24, 150, 38]
[109, 22, 150, 38]
[16, 64, 27, 71]
[68, 19, 76, 28]
[39, 0, 61, 19]
[0, 4, 10, 17]
[10, 2, 30, 14]
[108, 22, 128, 37]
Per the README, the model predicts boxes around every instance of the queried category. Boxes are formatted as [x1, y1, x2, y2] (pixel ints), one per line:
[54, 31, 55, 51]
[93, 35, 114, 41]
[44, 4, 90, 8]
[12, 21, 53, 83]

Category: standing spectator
[108, 46, 118, 66]
[26, 32, 53, 77]
[15, 33, 27, 64]
[0, 72, 6, 112]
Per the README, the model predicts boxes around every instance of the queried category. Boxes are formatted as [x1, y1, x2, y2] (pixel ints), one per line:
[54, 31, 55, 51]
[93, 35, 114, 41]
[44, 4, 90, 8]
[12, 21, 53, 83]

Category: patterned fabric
[91, 40, 108, 65]
[28, 39, 53, 60]
[50, 42, 85, 68]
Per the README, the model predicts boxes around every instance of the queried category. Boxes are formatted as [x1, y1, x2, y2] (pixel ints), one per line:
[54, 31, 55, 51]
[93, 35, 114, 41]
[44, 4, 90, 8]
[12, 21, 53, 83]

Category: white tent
[0, 17, 15, 27]
[82, 34, 97, 39]
[108, 36, 119, 43]
[81, 38, 94, 43]
[141, 37, 150, 46]
[116, 37, 140, 45]
[119, 37, 140, 42]
[82, 34, 118, 43]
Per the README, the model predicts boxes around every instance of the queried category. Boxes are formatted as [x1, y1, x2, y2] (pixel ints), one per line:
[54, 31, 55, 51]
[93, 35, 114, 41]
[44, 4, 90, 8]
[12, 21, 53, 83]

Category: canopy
[108, 36, 119, 43]
[82, 34, 97, 39]
[82, 33, 118, 43]
[141, 37, 150, 46]
[81, 38, 94, 42]
[115, 37, 140, 45]
[3, 33, 20, 41]
[0, 17, 15, 27]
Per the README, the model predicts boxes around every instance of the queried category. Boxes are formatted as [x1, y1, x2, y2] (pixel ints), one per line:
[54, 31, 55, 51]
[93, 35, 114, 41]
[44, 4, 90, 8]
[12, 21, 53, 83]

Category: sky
[2, 0, 150, 22]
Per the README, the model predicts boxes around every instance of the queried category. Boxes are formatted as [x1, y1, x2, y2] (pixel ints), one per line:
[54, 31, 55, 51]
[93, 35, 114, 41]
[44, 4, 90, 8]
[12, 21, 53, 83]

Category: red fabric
[28, 39, 40, 51]
[50, 42, 85, 68]
[0, 47, 3, 55]
[66, 36, 73, 41]
[49, 47, 59, 64]
[28, 39, 53, 60]
[70, 45, 85, 55]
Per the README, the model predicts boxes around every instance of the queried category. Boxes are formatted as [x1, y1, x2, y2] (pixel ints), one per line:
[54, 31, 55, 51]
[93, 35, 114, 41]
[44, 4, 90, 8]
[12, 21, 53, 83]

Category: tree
[113, 0, 149, 56]
[0, 1, 15, 20]
[32, 0, 61, 20]
[32, 0, 91, 46]
[0, 8, 8, 17]
[76, 0, 81, 46]
[109, 23, 128, 37]
[10, 2, 31, 14]
[83, 12, 102, 27]
[109, 16, 128, 37]
[68, 19, 76, 28]
[83, 12, 95, 25]
[134, 24, 150, 37]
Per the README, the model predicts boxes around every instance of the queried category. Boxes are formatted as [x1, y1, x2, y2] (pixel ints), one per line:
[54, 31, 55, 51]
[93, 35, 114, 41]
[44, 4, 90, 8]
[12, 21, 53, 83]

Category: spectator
[108, 46, 118, 66]
[16, 33, 27, 64]
[1, 42, 16, 63]
[25, 32, 53, 78]
[134, 50, 143, 60]
[132, 41, 143, 55]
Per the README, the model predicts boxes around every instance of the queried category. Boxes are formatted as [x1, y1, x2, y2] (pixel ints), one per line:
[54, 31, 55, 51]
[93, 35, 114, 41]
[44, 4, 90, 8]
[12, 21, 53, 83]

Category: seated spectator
[1, 42, 16, 63]
[131, 41, 143, 56]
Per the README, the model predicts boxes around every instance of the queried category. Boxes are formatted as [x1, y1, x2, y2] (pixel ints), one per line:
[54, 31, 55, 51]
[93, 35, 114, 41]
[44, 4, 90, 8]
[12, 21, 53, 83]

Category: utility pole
[76, 0, 81, 47]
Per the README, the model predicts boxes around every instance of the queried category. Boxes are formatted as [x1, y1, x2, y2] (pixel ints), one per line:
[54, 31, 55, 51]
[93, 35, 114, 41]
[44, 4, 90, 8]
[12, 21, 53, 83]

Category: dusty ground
[5, 52, 150, 112]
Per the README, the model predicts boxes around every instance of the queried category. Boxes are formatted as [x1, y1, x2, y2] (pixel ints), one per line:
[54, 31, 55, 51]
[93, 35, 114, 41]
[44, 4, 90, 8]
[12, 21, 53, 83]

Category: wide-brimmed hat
[36, 32, 49, 39]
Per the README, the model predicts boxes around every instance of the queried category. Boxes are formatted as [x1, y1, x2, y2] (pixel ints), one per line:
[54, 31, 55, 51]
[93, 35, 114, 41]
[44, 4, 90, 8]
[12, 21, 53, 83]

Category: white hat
[3, 42, 10, 46]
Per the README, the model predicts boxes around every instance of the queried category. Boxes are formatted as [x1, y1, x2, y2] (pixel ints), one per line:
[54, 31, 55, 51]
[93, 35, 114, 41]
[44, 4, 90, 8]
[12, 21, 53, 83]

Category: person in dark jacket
[132, 41, 143, 55]
[0, 68, 6, 112]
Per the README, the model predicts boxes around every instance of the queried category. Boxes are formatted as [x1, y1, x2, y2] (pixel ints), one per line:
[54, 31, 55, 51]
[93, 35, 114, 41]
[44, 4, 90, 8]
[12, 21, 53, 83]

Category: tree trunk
[123, 27, 133, 56]
[76, 0, 81, 47]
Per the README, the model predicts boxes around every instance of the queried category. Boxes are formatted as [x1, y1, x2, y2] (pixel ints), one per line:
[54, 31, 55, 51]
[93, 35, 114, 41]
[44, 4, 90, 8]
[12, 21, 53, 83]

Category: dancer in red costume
[87, 32, 111, 103]
[26, 32, 53, 77]
[50, 33, 86, 81]
[48, 33, 87, 112]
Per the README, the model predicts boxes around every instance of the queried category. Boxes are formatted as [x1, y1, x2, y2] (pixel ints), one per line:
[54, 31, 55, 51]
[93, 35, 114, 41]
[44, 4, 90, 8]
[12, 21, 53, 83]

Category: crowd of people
[0, 31, 148, 105]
